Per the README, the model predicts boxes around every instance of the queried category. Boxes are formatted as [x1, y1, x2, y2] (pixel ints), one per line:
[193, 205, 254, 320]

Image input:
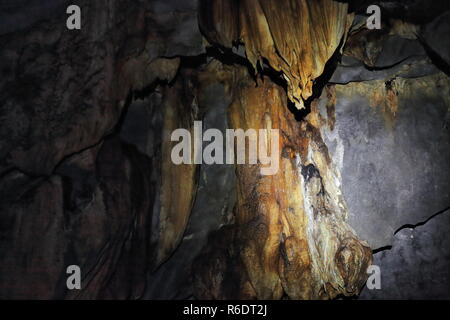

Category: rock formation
[0, 0, 449, 300]
[199, 0, 351, 109]
[194, 68, 372, 299]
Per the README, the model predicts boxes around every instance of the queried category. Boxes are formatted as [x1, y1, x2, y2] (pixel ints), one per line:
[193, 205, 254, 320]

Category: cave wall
[0, 0, 204, 299]
[0, 0, 449, 300]
[324, 74, 450, 249]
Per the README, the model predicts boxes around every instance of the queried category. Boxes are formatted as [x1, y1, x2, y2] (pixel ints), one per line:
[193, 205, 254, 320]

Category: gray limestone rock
[320, 74, 450, 249]
[360, 208, 450, 299]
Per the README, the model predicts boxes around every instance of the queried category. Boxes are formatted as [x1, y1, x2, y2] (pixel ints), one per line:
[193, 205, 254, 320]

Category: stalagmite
[193, 66, 372, 299]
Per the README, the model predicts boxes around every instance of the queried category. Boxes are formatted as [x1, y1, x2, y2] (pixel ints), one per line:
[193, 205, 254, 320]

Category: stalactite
[199, 0, 353, 109]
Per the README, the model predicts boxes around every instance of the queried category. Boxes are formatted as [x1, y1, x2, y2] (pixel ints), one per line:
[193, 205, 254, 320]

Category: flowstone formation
[193, 65, 372, 299]
[199, 0, 352, 109]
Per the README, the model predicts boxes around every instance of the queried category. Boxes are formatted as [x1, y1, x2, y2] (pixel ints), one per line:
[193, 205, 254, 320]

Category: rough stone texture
[0, 138, 155, 299]
[0, 0, 449, 300]
[322, 8, 450, 299]
[0, 0, 203, 298]
[0, 173, 66, 299]
[193, 69, 372, 300]
[330, 15, 444, 85]
[0, 0, 70, 35]
[319, 73, 450, 249]
[145, 62, 236, 299]
[421, 11, 450, 66]
[0, 0, 203, 176]
[360, 208, 450, 300]
[1, 0, 123, 175]
[331, 37, 439, 84]
[330, 54, 439, 84]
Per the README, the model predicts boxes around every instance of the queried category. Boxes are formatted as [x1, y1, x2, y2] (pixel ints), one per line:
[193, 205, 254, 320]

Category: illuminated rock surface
[199, 0, 351, 109]
[0, 0, 449, 300]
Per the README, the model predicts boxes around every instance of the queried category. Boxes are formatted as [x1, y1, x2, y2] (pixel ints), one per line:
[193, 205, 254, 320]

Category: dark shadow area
[417, 36, 450, 77]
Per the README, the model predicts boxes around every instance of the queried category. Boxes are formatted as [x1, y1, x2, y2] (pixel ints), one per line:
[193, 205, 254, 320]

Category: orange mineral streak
[193, 67, 372, 299]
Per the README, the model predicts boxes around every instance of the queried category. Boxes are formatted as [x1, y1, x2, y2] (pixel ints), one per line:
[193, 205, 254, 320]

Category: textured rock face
[1, 0, 121, 175]
[0, 0, 449, 300]
[320, 74, 450, 249]
[0, 138, 155, 299]
[0, 0, 203, 176]
[317, 3, 450, 298]
[193, 69, 372, 300]
[145, 62, 236, 299]
[360, 207, 450, 299]
[0, 0, 203, 298]
[421, 11, 450, 66]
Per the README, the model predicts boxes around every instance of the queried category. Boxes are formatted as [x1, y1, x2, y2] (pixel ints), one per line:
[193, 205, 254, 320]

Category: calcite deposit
[199, 0, 352, 109]
[0, 0, 449, 300]
[194, 69, 372, 299]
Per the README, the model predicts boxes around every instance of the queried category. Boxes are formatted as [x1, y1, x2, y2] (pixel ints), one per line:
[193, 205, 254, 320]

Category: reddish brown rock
[193, 69, 372, 300]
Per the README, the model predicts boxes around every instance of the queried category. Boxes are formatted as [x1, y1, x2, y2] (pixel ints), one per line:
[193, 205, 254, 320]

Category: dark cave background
[0, 0, 449, 300]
